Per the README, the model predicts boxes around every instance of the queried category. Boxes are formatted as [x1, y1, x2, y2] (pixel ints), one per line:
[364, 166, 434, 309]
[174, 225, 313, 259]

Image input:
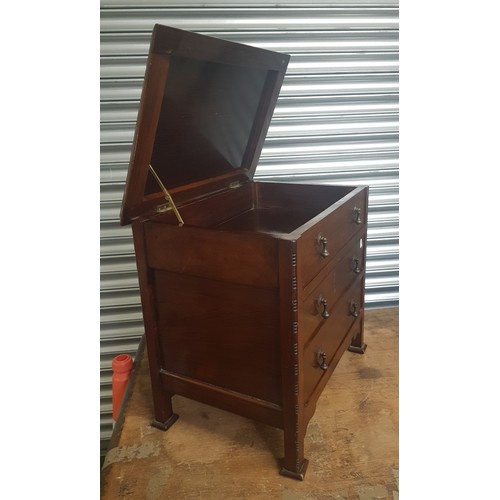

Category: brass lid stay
[148, 164, 184, 226]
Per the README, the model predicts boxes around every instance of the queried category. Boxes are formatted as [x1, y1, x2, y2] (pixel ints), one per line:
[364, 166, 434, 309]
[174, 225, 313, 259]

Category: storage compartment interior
[218, 182, 354, 234]
[155, 181, 356, 235]
[215, 206, 314, 234]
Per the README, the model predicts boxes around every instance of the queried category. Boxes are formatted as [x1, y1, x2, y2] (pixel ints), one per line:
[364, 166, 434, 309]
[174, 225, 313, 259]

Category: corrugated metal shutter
[100, 1, 399, 457]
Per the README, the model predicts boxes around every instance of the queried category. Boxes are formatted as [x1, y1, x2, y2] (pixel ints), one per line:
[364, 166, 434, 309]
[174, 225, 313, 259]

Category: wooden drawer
[334, 231, 366, 301]
[298, 187, 367, 287]
[299, 231, 366, 340]
[299, 268, 336, 343]
[302, 277, 364, 404]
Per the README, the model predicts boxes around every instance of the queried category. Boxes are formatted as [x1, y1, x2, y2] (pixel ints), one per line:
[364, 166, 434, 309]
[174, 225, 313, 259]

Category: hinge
[156, 203, 170, 214]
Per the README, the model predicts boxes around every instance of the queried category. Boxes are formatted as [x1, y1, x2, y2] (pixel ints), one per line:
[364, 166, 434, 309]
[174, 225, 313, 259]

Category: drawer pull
[317, 235, 330, 258]
[352, 206, 362, 224]
[316, 351, 328, 371]
[317, 296, 330, 319]
[352, 257, 361, 274]
[350, 301, 359, 317]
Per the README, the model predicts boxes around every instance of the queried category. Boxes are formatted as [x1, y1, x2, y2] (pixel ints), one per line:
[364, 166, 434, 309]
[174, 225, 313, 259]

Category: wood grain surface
[101, 307, 399, 499]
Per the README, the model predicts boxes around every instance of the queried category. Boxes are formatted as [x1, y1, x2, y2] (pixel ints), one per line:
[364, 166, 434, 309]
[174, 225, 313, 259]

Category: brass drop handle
[352, 206, 362, 224]
[352, 257, 361, 274]
[318, 235, 330, 258]
[350, 301, 359, 317]
[317, 296, 330, 319]
[316, 351, 328, 371]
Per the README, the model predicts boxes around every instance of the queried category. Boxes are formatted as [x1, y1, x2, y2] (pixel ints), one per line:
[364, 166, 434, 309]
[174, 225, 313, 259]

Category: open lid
[120, 24, 290, 225]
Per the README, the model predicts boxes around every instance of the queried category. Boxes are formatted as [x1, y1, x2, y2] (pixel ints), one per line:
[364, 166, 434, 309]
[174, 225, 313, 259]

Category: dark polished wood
[154, 270, 282, 404]
[121, 24, 368, 480]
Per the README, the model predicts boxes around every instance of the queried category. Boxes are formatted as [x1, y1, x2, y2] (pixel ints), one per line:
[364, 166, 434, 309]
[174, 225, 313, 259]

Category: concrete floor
[101, 307, 399, 499]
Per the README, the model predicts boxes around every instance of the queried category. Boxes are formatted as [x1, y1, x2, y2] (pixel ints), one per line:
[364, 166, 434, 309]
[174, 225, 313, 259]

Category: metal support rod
[148, 164, 184, 226]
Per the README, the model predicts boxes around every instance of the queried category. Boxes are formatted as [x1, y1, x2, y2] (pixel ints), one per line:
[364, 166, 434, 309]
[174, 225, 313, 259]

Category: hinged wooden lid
[120, 24, 290, 225]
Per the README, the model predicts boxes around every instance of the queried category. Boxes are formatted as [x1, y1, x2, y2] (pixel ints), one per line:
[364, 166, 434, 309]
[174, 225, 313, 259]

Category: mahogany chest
[121, 24, 368, 480]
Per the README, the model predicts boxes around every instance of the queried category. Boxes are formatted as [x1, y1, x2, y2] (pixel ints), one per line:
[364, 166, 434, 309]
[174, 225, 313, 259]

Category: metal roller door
[100, 1, 399, 457]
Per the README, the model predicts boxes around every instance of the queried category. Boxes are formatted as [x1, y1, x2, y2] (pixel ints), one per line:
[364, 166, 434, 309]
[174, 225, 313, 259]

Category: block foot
[151, 413, 179, 431]
[279, 459, 309, 481]
[348, 343, 367, 354]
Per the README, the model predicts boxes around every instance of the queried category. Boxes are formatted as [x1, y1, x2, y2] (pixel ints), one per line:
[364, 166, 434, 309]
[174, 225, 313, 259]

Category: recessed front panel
[154, 270, 282, 405]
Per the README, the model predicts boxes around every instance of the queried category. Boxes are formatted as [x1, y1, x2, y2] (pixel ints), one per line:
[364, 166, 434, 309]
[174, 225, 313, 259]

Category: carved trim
[290, 242, 301, 459]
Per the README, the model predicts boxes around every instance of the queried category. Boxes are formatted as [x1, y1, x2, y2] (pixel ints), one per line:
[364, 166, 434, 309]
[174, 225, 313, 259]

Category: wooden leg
[132, 222, 179, 432]
[280, 420, 309, 480]
[278, 240, 309, 480]
[348, 318, 367, 354]
[151, 390, 178, 431]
